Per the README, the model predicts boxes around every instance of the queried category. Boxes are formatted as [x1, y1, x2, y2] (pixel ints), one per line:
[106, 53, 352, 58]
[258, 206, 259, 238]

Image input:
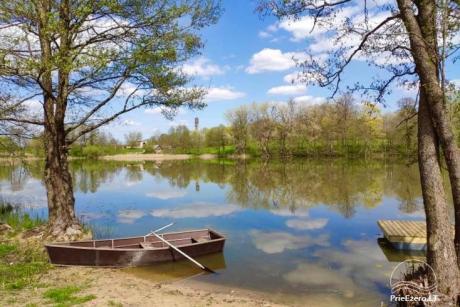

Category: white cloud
[250, 230, 329, 254]
[0, 178, 47, 209]
[79, 212, 107, 222]
[125, 181, 139, 187]
[259, 24, 279, 39]
[205, 87, 246, 102]
[278, 16, 327, 41]
[117, 210, 145, 224]
[283, 72, 303, 84]
[146, 188, 187, 200]
[122, 119, 141, 126]
[267, 24, 278, 32]
[282, 240, 395, 303]
[276, 6, 359, 42]
[168, 119, 188, 127]
[293, 95, 326, 105]
[144, 108, 162, 115]
[268, 84, 307, 95]
[270, 208, 310, 217]
[115, 82, 150, 98]
[246, 48, 304, 74]
[272, 4, 410, 70]
[309, 34, 362, 54]
[283, 263, 357, 294]
[286, 218, 329, 230]
[313, 239, 395, 288]
[144, 107, 187, 116]
[182, 57, 225, 77]
[451, 79, 460, 89]
[74, 86, 107, 97]
[258, 31, 272, 39]
[150, 202, 241, 218]
[24, 99, 43, 113]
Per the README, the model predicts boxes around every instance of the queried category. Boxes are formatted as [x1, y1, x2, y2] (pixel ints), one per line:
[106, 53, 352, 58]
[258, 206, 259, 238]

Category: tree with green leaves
[226, 105, 249, 155]
[204, 124, 228, 154]
[249, 102, 276, 159]
[0, 0, 221, 240]
[125, 131, 143, 147]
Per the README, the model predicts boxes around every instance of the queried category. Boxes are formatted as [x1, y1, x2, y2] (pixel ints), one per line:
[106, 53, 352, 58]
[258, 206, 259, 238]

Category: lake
[0, 158, 435, 306]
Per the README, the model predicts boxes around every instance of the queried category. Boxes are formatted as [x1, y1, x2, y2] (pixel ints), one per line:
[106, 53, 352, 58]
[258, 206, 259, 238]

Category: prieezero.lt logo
[389, 260, 439, 303]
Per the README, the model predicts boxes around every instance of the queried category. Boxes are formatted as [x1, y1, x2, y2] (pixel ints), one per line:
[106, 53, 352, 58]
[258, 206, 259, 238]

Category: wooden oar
[146, 223, 174, 237]
[152, 232, 215, 273]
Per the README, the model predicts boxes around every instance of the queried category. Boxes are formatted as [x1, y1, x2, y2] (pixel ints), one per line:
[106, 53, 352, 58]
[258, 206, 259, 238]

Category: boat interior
[55, 229, 223, 249]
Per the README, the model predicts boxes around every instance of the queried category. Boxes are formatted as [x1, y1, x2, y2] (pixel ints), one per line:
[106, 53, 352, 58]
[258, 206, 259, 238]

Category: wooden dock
[377, 220, 426, 250]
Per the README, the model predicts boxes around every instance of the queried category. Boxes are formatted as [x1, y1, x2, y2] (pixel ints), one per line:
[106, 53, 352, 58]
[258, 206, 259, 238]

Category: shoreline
[1, 265, 284, 307]
[100, 153, 231, 161]
[0, 152, 406, 163]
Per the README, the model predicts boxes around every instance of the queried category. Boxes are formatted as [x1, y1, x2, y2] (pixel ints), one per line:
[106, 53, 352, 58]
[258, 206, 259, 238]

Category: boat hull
[45, 229, 225, 267]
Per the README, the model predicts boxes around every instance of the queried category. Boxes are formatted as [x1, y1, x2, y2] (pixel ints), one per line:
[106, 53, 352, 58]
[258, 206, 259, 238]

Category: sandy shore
[0, 156, 43, 162]
[101, 153, 218, 161]
[1, 266, 283, 307]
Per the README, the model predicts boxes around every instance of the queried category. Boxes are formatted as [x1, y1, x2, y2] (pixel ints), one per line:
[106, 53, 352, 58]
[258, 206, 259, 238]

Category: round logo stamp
[389, 260, 439, 303]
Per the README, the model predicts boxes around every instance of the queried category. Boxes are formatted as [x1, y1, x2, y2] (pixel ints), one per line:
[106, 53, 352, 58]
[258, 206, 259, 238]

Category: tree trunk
[418, 91, 459, 296]
[43, 123, 83, 241]
[397, 0, 460, 265]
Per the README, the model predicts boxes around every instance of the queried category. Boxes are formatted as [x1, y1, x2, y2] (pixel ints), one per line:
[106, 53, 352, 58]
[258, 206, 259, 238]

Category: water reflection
[0, 160, 425, 216]
[286, 217, 328, 230]
[377, 238, 426, 263]
[126, 253, 227, 282]
[0, 158, 430, 305]
[250, 230, 329, 254]
[151, 202, 242, 219]
[117, 210, 146, 224]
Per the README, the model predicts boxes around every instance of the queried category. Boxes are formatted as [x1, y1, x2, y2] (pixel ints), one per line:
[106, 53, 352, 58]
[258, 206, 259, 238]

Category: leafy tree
[125, 132, 143, 147]
[334, 94, 356, 145]
[249, 102, 276, 159]
[273, 100, 296, 157]
[397, 97, 418, 154]
[226, 105, 249, 154]
[204, 125, 228, 154]
[0, 0, 221, 240]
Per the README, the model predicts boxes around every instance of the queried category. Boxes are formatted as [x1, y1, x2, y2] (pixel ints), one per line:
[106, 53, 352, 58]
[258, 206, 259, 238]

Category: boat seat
[193, 237, 210, 243]
[140, 242, 160, 249]
[140, 238, 194, 249]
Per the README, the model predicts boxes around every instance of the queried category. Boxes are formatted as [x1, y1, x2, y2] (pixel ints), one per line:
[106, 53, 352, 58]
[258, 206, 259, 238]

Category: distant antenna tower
[194, 117, 199, 131]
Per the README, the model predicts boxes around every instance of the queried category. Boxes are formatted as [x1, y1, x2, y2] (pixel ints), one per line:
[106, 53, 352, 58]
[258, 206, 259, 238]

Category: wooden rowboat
[45, 228, 225, 267]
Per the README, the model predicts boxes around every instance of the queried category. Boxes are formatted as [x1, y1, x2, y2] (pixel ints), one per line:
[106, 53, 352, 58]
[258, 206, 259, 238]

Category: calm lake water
[0, 159, 435, 306]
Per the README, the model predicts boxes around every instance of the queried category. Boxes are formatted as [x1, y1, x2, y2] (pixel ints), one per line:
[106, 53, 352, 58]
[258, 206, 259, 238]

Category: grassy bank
[0, 205, 99, 306]
[0, 205, 49, 292]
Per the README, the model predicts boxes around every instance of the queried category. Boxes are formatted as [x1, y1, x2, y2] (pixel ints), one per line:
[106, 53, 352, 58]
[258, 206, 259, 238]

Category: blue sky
[106, 0, 460, 141]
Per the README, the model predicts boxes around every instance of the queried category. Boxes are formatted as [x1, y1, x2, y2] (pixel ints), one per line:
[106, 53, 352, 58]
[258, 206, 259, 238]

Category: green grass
[0, 243, 16, 257]
[0, 240, 50, 290]
[43, 286, 96, 307]
[2, 212, 44, 232]
[0, 202, 45, 237]
[0, 262, 50, 290]
[0, 206, 50, 291]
